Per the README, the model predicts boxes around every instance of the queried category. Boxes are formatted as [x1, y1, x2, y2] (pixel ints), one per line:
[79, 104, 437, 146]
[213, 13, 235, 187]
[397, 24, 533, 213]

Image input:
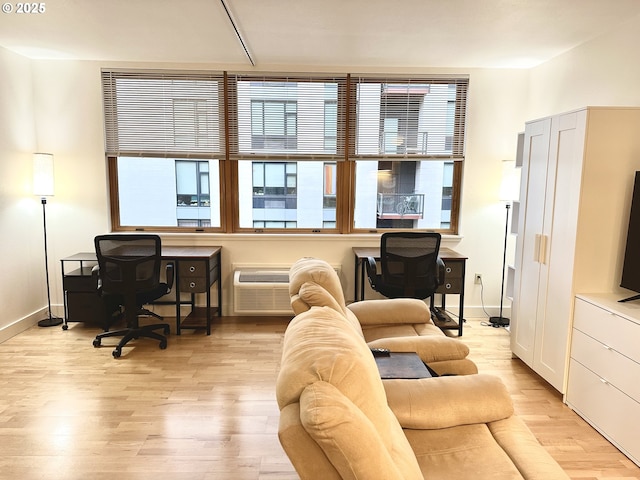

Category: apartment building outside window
[102, 70, 467, 234]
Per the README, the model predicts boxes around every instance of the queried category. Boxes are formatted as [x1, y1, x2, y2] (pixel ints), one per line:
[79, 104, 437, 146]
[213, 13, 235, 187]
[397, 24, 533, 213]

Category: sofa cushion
[278, 306, 393, 419]
[404, 424, 524, 480]
[289, 258, 347, 314]
[301, 381, 423, 480]
[292, 281, 364, 335]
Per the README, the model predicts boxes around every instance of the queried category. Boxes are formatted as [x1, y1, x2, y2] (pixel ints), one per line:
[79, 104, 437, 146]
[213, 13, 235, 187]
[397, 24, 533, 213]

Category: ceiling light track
[220, 0, 255, 67]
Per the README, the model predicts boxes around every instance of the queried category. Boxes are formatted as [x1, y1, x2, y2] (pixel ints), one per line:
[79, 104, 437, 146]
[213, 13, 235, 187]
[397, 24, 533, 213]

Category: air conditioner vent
[233, 269, 292, 315]
[232, 265, 341, 316]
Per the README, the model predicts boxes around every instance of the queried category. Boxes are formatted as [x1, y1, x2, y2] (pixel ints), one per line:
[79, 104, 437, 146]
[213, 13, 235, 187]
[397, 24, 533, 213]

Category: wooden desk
[353, 246, 467, 336]
[60, 246, 222, 335]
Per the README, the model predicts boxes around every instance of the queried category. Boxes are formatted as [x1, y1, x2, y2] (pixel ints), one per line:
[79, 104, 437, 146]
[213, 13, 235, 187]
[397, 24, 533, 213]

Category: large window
[103, 70, 467, 233]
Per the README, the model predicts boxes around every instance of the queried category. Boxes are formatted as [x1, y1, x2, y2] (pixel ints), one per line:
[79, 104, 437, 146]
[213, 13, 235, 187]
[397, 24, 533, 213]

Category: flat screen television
[620, 171, 640, 302]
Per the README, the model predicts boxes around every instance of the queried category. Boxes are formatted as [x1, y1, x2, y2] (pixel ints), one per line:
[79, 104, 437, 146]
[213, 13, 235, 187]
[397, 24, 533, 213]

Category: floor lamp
[490, 160, 519, 327]
[34, 153, 63, 328]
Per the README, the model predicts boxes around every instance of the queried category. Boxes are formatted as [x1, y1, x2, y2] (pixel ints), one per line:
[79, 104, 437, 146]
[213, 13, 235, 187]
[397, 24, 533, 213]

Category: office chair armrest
[91, 264, 102, 290]
[165, 262, 174, 291]
[437, 256, 445, 285]
[364, 256, 378, 287]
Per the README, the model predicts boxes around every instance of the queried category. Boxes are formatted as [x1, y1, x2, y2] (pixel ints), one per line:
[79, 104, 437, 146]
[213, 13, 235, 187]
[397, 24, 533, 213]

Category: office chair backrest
[94, 234, 162, 296]
[380, 231, 442, 298]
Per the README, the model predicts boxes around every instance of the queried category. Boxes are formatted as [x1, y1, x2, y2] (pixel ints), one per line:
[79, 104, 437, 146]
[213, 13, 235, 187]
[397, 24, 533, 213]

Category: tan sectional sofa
[289, 257, 477, 375]
[276, 303, 569, 479]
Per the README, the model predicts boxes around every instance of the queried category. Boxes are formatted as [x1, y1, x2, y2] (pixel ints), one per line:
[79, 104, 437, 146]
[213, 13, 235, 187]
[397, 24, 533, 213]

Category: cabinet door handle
[534, 234, 548, 264]
[539, 234, 548, 264]
[602, 344, 613, 350]
[599, 378, 610, 386]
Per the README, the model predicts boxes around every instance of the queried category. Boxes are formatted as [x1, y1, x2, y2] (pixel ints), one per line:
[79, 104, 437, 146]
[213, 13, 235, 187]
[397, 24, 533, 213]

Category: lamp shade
[33, 153, 55, 197]
[499, 159, 520, 201]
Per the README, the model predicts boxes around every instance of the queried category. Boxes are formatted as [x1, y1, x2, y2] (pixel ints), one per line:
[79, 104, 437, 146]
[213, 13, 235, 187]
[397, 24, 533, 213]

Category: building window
[323, 163, 337, 208]
[251, 100, 297, 150]
[351, 77, 466, 231]
[103, 70, 467, 234]
[324, 100, 337, 152]
[176, 160, 210, 207]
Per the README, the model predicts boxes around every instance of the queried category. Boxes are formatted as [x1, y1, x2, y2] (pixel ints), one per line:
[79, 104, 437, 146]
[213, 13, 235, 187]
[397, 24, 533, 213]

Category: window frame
[103, 69, 467, 235]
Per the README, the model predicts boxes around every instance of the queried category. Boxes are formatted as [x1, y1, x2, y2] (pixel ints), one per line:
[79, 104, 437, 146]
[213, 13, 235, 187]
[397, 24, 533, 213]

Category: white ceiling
[1, 0, 639, 69]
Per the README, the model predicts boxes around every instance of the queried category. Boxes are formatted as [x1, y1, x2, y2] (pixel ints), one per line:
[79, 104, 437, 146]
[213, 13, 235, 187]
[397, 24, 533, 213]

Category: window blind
[102, 70, 225, 158]
[349, 75, 468, 160]
[227, 73, 348, 161]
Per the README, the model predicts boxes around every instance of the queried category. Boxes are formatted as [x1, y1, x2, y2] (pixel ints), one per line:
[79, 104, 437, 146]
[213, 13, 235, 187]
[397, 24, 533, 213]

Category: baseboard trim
[0, 309, 43, 344]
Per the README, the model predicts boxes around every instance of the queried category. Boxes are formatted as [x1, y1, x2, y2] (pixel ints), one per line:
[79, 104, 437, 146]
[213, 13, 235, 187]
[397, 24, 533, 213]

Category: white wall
[3, 11, 640, 335]
[0, 47, 43, 342]
[527, 14, 640, 118]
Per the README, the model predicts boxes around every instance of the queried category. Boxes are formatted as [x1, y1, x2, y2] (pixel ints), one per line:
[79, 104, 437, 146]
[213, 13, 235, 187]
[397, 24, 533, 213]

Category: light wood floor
[0, 316, 638, 480]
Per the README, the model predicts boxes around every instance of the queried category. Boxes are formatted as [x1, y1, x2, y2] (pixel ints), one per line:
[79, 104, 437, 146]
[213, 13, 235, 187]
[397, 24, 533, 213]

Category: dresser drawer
[567, 359, 640, 465]
[571, 329, 640, 401]
[573, 298, 640, 364]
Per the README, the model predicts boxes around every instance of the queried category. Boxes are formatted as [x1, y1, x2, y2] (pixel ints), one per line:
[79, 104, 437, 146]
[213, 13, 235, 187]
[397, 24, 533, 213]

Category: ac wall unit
[233, 269, 293, 315]
[233, 264, 343, 315]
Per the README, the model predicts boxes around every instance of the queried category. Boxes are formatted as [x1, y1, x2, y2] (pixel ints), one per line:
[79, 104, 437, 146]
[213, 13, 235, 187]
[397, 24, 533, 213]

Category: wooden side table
[374, 352, 433, 379]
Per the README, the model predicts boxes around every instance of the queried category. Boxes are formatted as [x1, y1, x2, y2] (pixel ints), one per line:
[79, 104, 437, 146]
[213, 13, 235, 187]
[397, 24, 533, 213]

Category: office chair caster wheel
[163, 325, 170, 335]
[159, 340, 167, 350]
[62, 324, 68, 331]
[93, 339, 101, 348]
[112, 348, 122, 358]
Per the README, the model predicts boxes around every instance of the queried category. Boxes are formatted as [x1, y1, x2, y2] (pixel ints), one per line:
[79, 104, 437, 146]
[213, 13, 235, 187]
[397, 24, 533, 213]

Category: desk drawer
[66, 292, 105, 323]
[436, 260, 463, 294]
[179, 260, 209, 278]
[179, 277, 209, 293]
[442, 261, 463, 279]
[436, 279, 462, 294]
[63, 268, 98, 292]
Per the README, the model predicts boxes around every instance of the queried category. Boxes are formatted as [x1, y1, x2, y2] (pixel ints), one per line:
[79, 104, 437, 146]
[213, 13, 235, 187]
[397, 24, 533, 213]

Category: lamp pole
[490, 203, 510, 326]
[37, 196, 62, 327]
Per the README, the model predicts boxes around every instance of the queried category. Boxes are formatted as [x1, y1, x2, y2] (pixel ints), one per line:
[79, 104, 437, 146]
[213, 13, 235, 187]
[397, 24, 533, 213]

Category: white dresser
[567, 294, 640, 466]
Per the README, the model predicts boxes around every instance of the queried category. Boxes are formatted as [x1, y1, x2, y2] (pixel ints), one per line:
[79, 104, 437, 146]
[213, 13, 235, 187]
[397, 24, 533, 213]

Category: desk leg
[206, 285, 211, 336]
[354, 256, 359, 302]
[175, 268, 182, 335]
[217, 251, 222, 319]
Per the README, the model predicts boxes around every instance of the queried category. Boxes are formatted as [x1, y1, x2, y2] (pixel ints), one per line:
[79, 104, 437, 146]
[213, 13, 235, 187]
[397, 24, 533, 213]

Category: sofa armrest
[348, 298, 430, 326]
[367, 335, 470, 362]
[383, 374, 514, 429]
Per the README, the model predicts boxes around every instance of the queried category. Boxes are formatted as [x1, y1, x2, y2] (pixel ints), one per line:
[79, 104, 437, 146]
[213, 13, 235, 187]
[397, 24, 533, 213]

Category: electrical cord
[476, 276, 502, 328]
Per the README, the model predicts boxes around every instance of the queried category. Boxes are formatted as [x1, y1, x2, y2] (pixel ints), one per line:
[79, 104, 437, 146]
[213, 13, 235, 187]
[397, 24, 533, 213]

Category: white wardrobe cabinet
[510, 107, 640, 393]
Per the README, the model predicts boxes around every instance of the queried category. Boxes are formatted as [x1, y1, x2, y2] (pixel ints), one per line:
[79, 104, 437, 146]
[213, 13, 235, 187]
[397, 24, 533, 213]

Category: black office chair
[92, 234, 173, 358]
[365, 232, 445, 309]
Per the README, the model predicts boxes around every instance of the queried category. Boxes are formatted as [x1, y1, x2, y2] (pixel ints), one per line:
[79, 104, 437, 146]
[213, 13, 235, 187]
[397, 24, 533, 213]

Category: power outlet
[474, 273, 482, 284]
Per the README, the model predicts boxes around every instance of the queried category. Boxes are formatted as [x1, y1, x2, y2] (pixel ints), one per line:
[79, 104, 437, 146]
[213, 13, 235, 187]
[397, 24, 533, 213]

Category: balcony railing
[376, 193, 425, 219]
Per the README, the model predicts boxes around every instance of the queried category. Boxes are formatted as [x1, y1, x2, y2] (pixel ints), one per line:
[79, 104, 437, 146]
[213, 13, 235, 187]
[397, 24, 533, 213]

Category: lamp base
[489, 316, 510, 327]
[38, 316, 63, 327]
